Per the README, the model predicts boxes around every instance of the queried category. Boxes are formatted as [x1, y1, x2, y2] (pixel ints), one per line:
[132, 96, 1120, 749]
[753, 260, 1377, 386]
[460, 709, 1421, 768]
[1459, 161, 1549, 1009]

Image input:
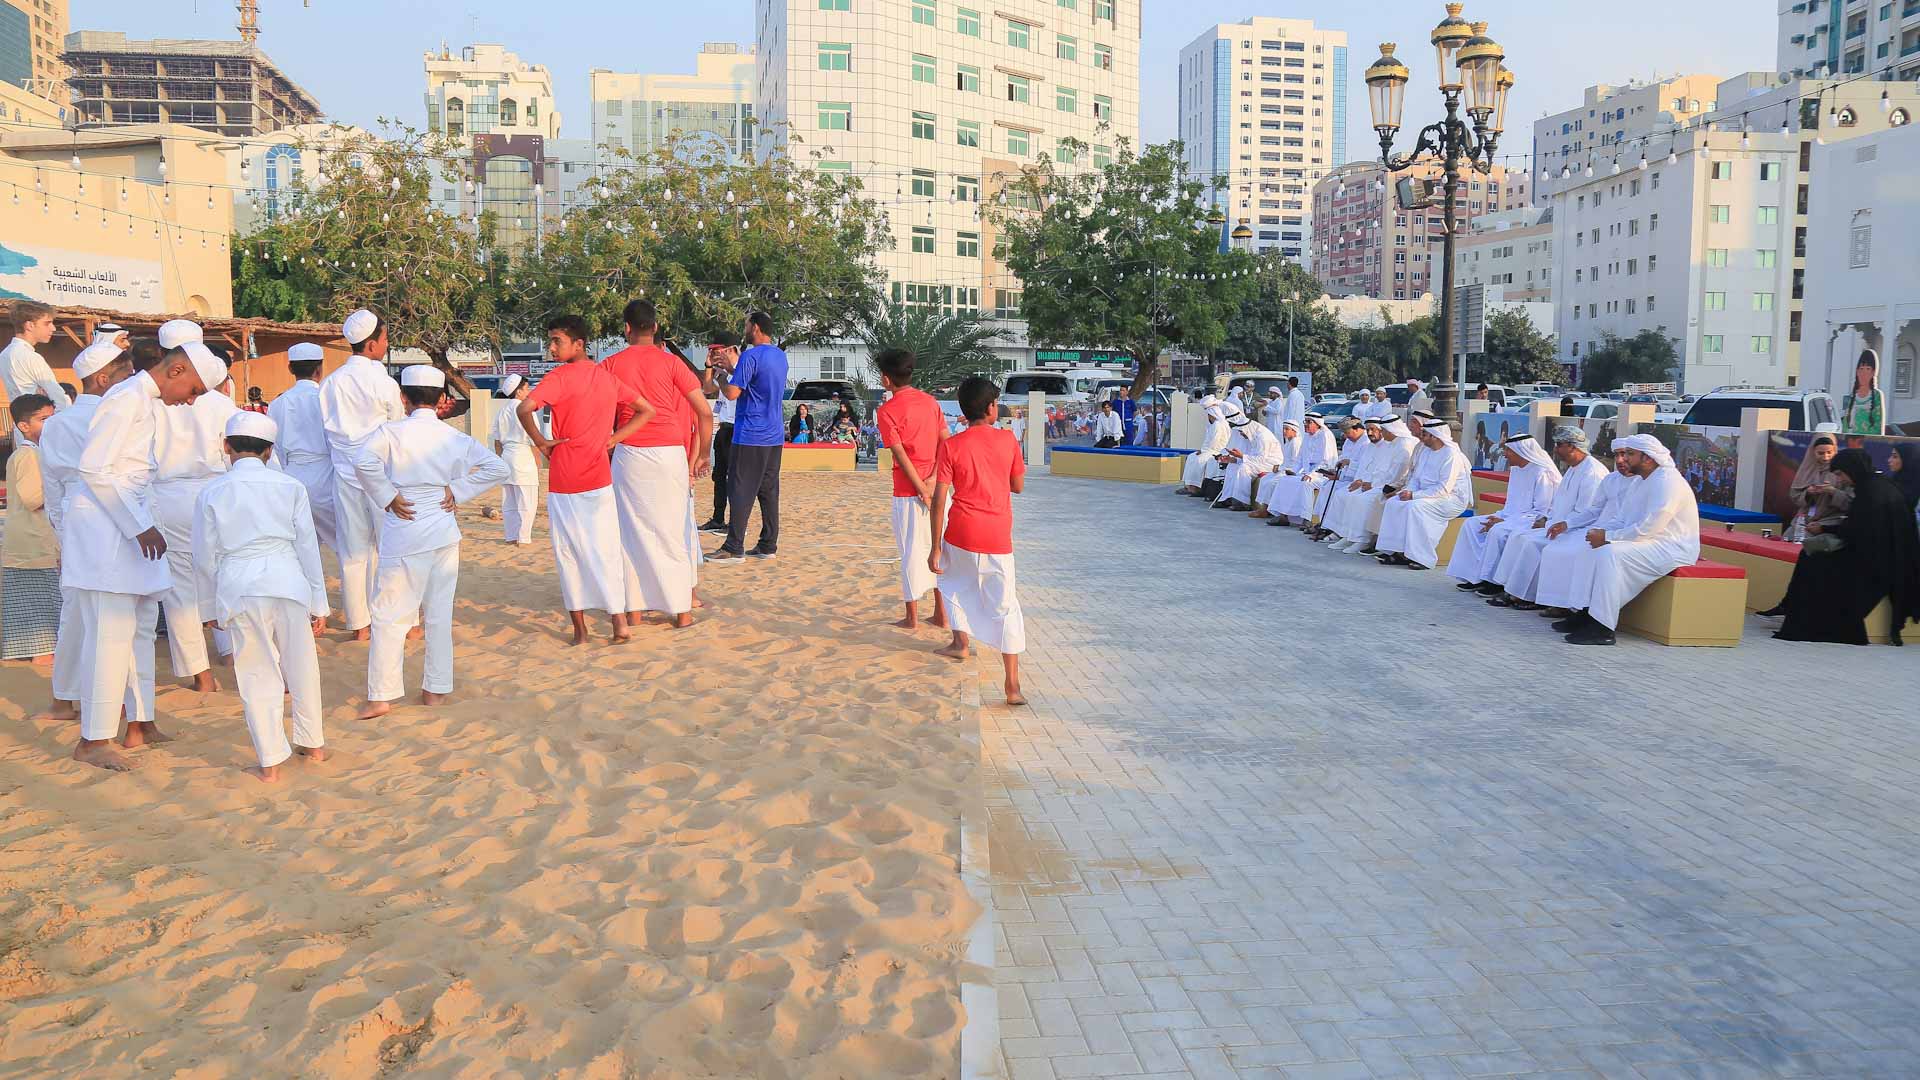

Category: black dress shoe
[1266, 516, 1291, 527]
[1565, 625, 1617, 645]
[1455, 581, 1481, 591]
[1405, 560, 1431, 571]
[698, 519, 729, 533]
[1539, 606, 1570, 619]
[1510, 600, 1541, 611]
[1474, 581, 1505, 596]
[1486, 594, 1515, 607]
[1550, 613, 1588, 633]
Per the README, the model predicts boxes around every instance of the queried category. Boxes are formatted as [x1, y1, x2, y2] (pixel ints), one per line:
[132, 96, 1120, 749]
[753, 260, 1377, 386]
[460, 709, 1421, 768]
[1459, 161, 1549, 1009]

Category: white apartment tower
[423, 44, 561, 140]
[755, 0, 1141, 329]
[1778, 0, 1920, 80]
[1529, 75, 1721, 206]
[590, 43, 756, 164]
[1177, 18, 1348, 263]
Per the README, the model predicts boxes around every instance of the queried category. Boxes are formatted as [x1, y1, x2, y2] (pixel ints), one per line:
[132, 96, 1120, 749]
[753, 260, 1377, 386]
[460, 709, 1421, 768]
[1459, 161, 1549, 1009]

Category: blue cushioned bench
[1698, 503, 1781, 534]
[1052, 445, 1188, 483]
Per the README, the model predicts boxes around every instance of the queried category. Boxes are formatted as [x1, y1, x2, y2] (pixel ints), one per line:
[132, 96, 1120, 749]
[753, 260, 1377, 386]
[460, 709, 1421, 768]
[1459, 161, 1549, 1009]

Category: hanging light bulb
[1740, 126, 1750, 150]
[207, 194, 215, 211]
[1881, 89, 1892, 113]
[1611, 158, 1621, 175]
[1638, 153, 1649, 171]
[241, 158, 250, 180]
[72, 207, 79, 221]
[127, 220, 133, 234]
[390, 175, 401, 192]
[70, 152, 81, 170]
[1584, 160, 1594, 178]
[1668, 147, 1678, 166]
[119, 185, 127, 202]
[77, 176, 85, 196]
[158, 156, 168, 177]
[100, 214, 107, 229]
[163, 188, 171, 205]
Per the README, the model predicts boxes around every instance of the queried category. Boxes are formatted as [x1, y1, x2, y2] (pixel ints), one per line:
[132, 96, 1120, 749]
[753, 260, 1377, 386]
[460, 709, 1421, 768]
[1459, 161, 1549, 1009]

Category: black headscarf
[1892, 443, 1920, 511]
[1831, 449, 1920, 641]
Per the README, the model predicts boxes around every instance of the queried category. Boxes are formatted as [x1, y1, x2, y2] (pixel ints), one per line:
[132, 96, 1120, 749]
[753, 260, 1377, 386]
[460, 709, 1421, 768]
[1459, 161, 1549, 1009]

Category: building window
[955, 175, 978, 201]
[1056, 34, 1077, 62]
[1707, 248, 1728, 267]
[819, 101, 851, 130]
[1711, 160, 1733, 180]
[819, 42, 851, 70]
[911, 169, 935, 197]
[1757, 206, 1778, 225]
[911, 111, 936, 140]
[957, 231, 981, 257]
[527, 100, 539, 126]
[1710, 204, 1730, 224]
[958, 64, 980, 92]
[957, 6, 981, 34]
[1056, 85, 1077, 112]
[1760, 162, 1780, 180]
[1757, 248, 1777, 268]
[1057, 0, 1076, 7]
[1752, 335, 1773, 354]
[1704, 335, 1724, 353]
[956, 119, 981, 147]
[1093, 43, 1113, 70]
[820, 356, 848, 379]
[1093, 94, 1112, 121]
[911, 0, 936, 24]
[819, 0, 848, 8]
[911, 227, 936, 254]
[1704, 291, 1726, 311]
[501, 98, 518, 126]
[912, 53, 936, 83]
[1055, 139, 1077, 164]
[1006, 20, 1031, 49]
[1095, 0, 1113, 18]
[818, 161, 851, 173]
[1753, 292, 1775, 311]
[1092, 144, 1112, 168]
[1007, 74, 1030, 104]
[1006, 128, 1030, 156]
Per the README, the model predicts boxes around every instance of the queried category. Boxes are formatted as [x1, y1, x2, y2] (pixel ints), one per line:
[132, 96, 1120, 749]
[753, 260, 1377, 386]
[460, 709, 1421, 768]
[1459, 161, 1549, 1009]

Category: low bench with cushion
[1052, 445, 1188, 484]
[1698, 503, 1782, 535]
[1699, 529, 1919, 645]
[1475, 490, 1508, 516]
[1618, 560, 1748, 647]
[1472, 469, 1508, 502]
[781, 442, 857, 472]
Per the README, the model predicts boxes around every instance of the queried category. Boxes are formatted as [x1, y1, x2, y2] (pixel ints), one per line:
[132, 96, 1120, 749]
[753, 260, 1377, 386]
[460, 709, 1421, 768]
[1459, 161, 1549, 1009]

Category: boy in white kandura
[354, 365, 508, 719]
[192, 412, 330, 783]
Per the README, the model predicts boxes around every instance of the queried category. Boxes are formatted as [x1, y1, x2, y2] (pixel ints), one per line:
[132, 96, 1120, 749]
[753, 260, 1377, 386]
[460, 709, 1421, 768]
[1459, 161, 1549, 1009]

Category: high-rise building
[2, 0, 67, 103]
[1529, 75, 1721, 206]
[755, 0, 1141, 375]
[1453, 206, 1553, 303]
[1176, 18, 1346, 264]
[1309, 158, 1509, 300]
[590, 43, 756, 164]
[1548, 72, 1920, 391]
[62, 31, 321, 137]
[424, 43, 562, 141]
[1778, 0, 1920, 80]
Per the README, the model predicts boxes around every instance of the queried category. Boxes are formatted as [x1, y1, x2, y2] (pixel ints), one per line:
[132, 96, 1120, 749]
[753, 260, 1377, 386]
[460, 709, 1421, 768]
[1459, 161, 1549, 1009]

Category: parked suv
[1681, 387, 1838, 430]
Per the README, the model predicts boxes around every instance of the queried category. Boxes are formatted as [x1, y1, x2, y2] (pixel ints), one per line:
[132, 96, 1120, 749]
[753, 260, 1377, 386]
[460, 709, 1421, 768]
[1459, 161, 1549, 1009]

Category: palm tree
[855, 303, 1010, 393]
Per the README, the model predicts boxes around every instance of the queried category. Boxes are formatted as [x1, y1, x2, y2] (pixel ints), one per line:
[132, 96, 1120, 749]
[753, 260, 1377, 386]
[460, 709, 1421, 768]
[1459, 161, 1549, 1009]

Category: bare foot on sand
[296, 746, 327, 764]
[357, 700, 392, 720]
[934, 641, 970, 661]
[892, 616, 919, 629]
[188, 670, 219, 693]
[671, 612, 694, 629]
[352, 627, 371, 642]
[122, 721, 172, 749]
[420, 691, 449, 707]
[692, 590, 706, 610]
[252, 763, 281, 783]
[1005, 683, 1028, 706]
[74, 740, 140, 771]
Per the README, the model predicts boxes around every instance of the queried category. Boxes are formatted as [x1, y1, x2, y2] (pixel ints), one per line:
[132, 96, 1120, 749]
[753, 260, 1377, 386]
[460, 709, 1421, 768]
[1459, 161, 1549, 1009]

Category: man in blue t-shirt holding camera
[709, 311, 788, 562]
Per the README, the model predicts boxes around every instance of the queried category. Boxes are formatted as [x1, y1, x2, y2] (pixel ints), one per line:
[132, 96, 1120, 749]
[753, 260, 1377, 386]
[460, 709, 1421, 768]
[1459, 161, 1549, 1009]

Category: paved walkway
[985, 472, 1920, 1080]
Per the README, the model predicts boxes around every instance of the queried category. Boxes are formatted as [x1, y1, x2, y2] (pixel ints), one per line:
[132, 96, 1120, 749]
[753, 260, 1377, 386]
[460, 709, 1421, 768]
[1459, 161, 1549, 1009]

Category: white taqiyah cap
[400, 364, 445, 388]
[343, 308, 379, 345]
[499, 373, 525, 397]
[287, 342, 325, 363]
[73, 341, 123, 379]
[157, 319, 203, 350]
[225, 411, 277, 442]
[179, 341, 227, 392]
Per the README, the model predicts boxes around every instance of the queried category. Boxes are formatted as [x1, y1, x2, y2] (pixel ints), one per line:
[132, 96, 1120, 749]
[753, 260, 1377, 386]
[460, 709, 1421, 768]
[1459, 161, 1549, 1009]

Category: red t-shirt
[934, 424, 1025, 555]
[877, 386, 945, 498]
[602, 343, 700, 449]
[526, 361, 639, 494]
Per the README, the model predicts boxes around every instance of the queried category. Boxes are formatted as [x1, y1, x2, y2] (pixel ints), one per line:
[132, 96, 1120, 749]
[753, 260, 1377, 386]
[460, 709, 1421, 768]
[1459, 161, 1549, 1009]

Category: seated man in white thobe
[268, 343, 339, 563]
[1265, 413, 1334, 527]
[1328, 417, 1417, 554]
[1449, 433, 1562, 595]
[150, 319, 241, 692]
[1533, 453, 1639, 618]
[1251, 419, 1304, 518]
[1485, 427, 1613, 610]
[1178, 396, 1229, 495]
[63, 340, 227, 771]
[352, 366, 509, 719]
[1311, 417, 1378, 540]
[1213, 406, 1286, 512]
[191, 412, 329, 783]
[1544, 434, 1700, 646]
[1374, 418, 1472, 570]
[1303, 417, 1367, 537]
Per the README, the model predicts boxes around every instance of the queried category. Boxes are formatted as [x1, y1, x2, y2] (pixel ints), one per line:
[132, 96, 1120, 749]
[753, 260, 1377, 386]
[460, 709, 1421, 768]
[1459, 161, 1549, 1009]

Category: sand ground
[0, 472, 982, 1079]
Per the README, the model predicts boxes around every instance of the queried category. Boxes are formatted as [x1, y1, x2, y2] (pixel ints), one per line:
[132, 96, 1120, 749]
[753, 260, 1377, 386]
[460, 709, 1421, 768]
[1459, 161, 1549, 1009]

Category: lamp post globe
[1430, 3, 1473, 91]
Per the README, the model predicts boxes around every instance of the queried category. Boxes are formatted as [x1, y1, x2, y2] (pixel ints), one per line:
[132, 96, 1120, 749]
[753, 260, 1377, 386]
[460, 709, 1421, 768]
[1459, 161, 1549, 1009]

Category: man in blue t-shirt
[710, 311, 789, 561]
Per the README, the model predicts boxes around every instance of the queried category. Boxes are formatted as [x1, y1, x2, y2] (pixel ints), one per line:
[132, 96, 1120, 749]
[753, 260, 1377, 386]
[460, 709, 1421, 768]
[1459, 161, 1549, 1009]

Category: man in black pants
[708, 312, 788, 562]
[698, 332, 739, 533]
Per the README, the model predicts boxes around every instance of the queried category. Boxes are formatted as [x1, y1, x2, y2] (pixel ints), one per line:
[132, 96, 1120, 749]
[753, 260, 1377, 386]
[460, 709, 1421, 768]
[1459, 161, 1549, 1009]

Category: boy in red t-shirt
[519, 315, 656, 646]
[874, 347, 948, 630]
[928, 376, 1027, 706]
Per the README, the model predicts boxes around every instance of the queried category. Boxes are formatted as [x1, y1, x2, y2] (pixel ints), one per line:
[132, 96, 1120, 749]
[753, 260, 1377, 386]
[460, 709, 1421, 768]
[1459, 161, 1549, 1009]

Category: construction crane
[236, 0, 309, 45]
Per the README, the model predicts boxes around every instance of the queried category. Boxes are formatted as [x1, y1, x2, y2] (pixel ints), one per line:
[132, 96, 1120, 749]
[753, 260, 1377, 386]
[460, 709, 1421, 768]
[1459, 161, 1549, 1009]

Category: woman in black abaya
[1774, 449, 1920, 645]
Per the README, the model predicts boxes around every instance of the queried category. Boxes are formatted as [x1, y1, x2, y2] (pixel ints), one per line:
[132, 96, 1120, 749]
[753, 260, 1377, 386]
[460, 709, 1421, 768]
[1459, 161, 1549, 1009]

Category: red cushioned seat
[1473, 470, 1509, 482]
[1669, 559, 1746, 580]
[1481, 493, 1507, 506]
[1699, 529, 1800, 563]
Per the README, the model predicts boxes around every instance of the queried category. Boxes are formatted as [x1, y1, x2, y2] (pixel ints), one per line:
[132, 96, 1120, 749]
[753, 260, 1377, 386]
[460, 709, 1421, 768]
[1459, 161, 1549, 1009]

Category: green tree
[993, 137, 1257, 395]
[1340, 356, 1399, 394]
[1579, 328, 1679, 392]
[1219, 252, 1350, 391]
[1348, 312, 1441, 383]
[855, 304, 1009, 393]
[1472, 308, 1564, 386]
[514, 131, 891, 346]
[232, 124, 504, 383]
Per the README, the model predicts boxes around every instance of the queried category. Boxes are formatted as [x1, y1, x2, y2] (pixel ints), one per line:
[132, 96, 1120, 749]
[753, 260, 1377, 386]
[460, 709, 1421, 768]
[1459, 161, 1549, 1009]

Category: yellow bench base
[1051, 452, 1186, 484]
[1472, 475, 1508, 502]
[1702, 546, 1794, 612]
[1434, 515, 1469, 566]
[875, 448, 893, 474]
[1865, 600, 1920, 645]
[781, 445, 856, 472]
[1618, 575, 1749, 647]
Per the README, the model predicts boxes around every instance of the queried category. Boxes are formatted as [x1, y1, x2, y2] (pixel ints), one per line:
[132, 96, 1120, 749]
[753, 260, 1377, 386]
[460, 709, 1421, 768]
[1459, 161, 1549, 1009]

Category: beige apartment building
[1529, 74, 1721, 207]
[591, 43, 756, 164]
[1309, 158, 1510, 301]
[1453, 206, 1553, 303]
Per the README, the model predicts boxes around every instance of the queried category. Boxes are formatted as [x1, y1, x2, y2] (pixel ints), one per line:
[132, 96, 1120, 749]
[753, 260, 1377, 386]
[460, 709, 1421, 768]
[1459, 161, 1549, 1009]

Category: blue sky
[72, 0, 1772, 168]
